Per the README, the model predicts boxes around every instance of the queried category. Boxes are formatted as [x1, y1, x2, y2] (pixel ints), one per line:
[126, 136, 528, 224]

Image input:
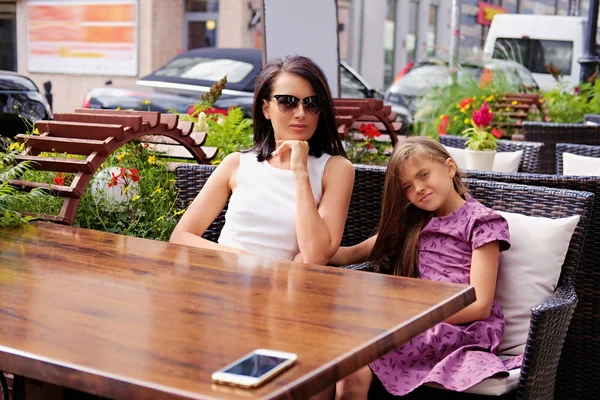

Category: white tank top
[218, 151, 332, 260]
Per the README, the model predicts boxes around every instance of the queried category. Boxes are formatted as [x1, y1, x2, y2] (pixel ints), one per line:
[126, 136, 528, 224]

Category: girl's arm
[294, 155, 355, 265]
[329, 235, 377, 266]
[169, 153, 247, 254]
[444, 241, 500, 325]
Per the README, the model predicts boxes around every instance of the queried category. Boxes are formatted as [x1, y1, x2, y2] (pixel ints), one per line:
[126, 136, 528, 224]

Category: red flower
[438, 115, 450, 136]
[54, 172, 65, 186]
[491, 127, 504, 139]
[472, 102, 493, 129]
[359, 123, 381, 139]
[108, 171, 120, 188]
[574, 86, 580, 95]
[365, 142, 375, 150]
[460, 98, 474, 108]
[130, 168, 140, 182]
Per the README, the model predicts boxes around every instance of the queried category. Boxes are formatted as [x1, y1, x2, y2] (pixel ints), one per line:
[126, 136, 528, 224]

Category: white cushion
[496, 211, 579, 355]
[494, 151, 523, 173]
[443, 146, 522, 172]
[585, 121, 598, 126]
[444, 145, 467, 169]
[562, 152, 600, 176]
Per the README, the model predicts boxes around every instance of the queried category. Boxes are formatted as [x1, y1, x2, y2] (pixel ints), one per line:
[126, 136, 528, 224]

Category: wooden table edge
[0, 346, 219, 400]
[0, 286, 474, 400]
[265, 285, 476, 400]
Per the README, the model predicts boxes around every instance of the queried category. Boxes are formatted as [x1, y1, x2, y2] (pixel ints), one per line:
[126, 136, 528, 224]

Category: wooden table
[0, 222, 475, 400]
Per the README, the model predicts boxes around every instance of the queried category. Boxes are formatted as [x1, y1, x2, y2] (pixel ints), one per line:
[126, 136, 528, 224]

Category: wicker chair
[175, 163, 386, 247]
[583, 114, 600, 124]
[462, 170, 600, 400]
[356, 177, 593, 400]
[556, 142, 600, 175]
[522, 121, 600, 174]
[175, 164, 593, 399]
[439, 135, 543, 173]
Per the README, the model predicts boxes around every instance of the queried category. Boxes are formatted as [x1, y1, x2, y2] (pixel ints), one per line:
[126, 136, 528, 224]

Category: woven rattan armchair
[463, 170, 600, 400]
[522, 121, 600, 174]
[175, 163, 386, 247]
[359, 177, 593, 400]
[556, 142, 600, 175]
[438, 135, 543, 173]
[583, 114, 600, 124]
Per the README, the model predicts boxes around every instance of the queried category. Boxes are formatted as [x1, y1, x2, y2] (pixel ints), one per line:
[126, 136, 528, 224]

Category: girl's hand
[272, 140, 309, 176]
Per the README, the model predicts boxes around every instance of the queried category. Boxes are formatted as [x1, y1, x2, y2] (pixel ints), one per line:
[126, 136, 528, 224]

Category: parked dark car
[0, 70, 52, 139]
[83, 48, 382, 116]
[384, 59, 539, 123]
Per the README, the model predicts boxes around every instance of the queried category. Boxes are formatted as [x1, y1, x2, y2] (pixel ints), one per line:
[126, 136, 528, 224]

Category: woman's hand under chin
[272, 140, 310, 177]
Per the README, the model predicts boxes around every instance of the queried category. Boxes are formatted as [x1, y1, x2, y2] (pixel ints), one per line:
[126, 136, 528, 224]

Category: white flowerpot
[90, 167, 140, 211]
[465, 149, 496, 171]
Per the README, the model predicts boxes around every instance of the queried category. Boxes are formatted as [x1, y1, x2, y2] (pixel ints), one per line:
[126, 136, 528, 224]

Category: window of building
[406, 0, 419, 63]
[0, 1, 17, 71]
[383, 0, 397, 87]
[185, 0, 218, 12]
[427, 4, 438, 58]
[185, 0, 218, 50]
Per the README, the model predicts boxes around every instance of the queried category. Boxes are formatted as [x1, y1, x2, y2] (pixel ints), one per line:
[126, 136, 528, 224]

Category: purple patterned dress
[370, 197, 523, 395]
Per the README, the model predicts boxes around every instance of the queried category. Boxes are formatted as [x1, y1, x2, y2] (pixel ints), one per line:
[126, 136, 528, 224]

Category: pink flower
[472, 102, 493, 129]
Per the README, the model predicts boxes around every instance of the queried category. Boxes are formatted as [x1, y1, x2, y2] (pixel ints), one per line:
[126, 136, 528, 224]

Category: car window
[340, 65, 368, 98]
[0, 74, 38, 91]
[492, 38, 573, 75]
[154, 57, 254, 83]
[391, 65, 479, 96]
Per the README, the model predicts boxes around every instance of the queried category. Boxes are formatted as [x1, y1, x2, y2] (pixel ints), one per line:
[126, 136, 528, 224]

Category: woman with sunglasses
[170, 56, 354, 265]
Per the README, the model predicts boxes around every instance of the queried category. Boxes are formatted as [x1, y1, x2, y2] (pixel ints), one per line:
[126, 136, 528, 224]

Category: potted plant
[462, 102, 502, 170]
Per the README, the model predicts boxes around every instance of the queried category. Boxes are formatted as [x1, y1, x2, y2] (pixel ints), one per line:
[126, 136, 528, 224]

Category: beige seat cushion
[562, 152, 600, 176]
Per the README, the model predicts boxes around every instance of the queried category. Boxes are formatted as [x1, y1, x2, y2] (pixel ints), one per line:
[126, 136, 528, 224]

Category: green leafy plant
[178, 76, 254, 162]
[414, 67, 522, 138]
[344, 123, 391, 165]
[0, 145, 46, 228]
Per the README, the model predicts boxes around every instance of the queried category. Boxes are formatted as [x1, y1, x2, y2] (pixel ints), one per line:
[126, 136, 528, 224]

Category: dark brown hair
[249, 56, 346, 161]
[370, 137, 468, 277]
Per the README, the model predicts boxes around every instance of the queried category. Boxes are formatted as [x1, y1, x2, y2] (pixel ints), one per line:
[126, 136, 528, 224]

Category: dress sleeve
[470, 209, 511, 252]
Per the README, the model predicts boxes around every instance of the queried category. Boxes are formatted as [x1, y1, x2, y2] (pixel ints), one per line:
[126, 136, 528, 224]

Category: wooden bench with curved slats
[333, 98, 404, 145]
[11, 109, 216, 225]
[489, 93, 551, 140]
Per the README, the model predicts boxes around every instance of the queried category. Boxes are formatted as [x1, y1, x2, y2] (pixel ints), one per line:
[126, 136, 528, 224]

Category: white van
[483, 14, 586, 91]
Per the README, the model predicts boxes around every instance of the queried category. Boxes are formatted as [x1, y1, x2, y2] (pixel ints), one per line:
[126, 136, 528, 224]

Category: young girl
[324, 136, 521, 398]
[170, 56, 354, 265]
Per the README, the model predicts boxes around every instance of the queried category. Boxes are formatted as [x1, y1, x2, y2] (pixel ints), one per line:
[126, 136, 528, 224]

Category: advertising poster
[27, 0, 138, 76]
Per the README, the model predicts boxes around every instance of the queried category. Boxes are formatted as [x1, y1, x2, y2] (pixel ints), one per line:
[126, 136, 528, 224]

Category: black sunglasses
[271, 94, 321, 115]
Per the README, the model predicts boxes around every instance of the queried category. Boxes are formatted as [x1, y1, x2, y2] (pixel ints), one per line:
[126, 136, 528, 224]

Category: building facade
[0, 0, 594, 113]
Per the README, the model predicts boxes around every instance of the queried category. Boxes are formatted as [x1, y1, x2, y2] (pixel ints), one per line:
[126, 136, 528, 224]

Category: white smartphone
[211, 349, 298, 388]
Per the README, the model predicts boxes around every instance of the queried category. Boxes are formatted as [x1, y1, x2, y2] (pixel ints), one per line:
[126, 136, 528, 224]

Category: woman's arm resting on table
[295, 156, 355, 265]
[444, 241, 500, 325]
[169, 153, 246, 254]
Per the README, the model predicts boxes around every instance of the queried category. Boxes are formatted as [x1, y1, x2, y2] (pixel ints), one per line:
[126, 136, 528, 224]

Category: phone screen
[223, 353, 289, 378]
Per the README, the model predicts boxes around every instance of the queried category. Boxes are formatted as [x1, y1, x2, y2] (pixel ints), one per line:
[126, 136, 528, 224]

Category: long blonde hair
[370, 137, 468, 277]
